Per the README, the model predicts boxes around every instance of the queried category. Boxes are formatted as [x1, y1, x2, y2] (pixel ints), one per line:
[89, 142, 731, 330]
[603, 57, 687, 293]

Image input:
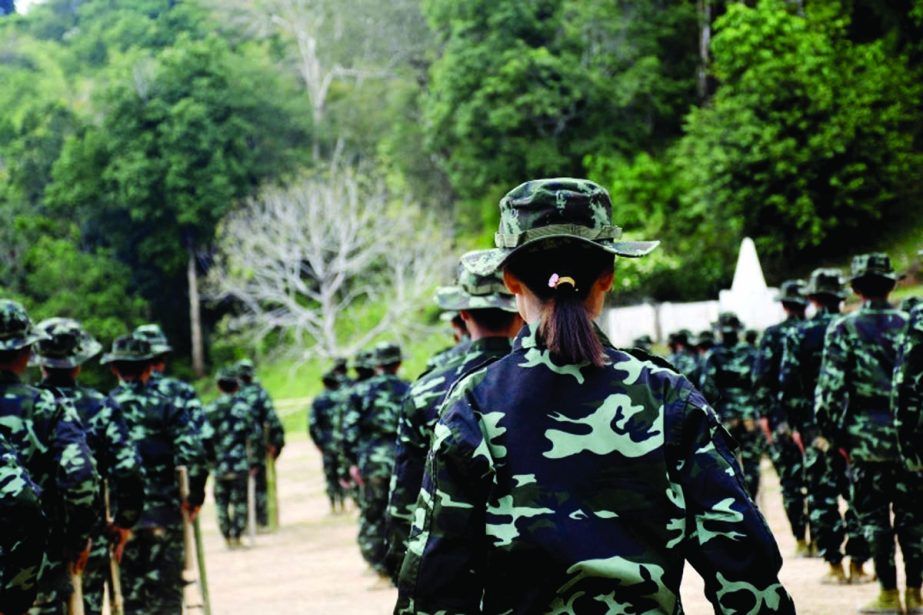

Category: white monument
[718, 237, 784, 331]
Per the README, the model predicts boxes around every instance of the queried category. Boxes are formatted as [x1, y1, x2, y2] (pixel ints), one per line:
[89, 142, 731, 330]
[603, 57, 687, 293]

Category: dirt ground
[195, 437, 892, 615]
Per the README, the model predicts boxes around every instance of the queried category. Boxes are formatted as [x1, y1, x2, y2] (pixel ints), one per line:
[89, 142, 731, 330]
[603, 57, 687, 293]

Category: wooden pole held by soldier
[247, 470, 258, 545]
[177, 466, 204, 611]
[266, 449, 279, 531]
[104, 483, 125, 615]
[67, 561, 85, 615]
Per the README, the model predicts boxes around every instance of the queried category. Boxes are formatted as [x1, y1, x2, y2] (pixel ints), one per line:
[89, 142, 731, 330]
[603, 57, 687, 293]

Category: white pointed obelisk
[718, 237, 783, 331]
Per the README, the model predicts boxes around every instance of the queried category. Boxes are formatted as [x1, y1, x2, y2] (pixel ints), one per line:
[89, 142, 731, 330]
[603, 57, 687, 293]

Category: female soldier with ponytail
[394, 178, 795, 615]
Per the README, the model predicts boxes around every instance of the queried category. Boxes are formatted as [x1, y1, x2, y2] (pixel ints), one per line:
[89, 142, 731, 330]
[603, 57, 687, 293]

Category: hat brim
[100, 352, 154, 365]
[0, 331, 47, 352]
[150, 344, 173, 355]
[462, 236, 660, 276]
[849, 272, 902, 282]
[434, 286, 519, 313]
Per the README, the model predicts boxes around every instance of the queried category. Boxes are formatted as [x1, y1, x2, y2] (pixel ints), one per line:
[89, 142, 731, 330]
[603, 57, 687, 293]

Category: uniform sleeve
[699, 352, 720, 406]
[167, 401, 208, 508]
[0, 442, 49, 614]
[261, 390, 286, 452]
[44, 393, 100, 551]
[752, 330, 783, 428]
[308, 397, 324, 447]
[674, 396, 795, 614]
[341, 391, 363, 468]
[395, 394, 493, 615]
[101, 399, 145, 529]
[893, 310, 923, 470]
[814, 321, 850, 444]
[778, 330, 808, 429]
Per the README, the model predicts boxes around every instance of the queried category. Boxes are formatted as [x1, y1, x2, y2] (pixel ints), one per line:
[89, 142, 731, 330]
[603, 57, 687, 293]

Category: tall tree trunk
[187, 245, 205, 377]
[697, 0, 712, 100]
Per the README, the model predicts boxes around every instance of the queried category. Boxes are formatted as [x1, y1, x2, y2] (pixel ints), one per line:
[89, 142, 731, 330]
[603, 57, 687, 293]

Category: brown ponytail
[505, 242, 614, 367]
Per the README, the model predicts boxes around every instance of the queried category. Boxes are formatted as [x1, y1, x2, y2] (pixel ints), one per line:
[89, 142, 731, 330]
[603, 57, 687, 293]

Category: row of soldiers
[0, 303, 284, 615]
[659, 253, 922, 615]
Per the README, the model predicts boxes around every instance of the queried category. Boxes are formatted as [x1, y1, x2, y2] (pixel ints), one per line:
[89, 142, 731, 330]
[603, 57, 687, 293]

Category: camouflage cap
[215, 366, 240, 384]
[100, 334, 154, 365]
[632, 335, 654, 350]
[804, 268, 847, 299]
[461, 178, 659, 276]
[696, 330, 716, 346]
[901, 296, 921, 313]
[352, 349, 377, 370]
[435, 253, 518, 313]
[715, 312, 744, 332]
[850, 252, 899, 282]
[374, 341, 402, 366]
[0, 300, 47, 351]
[32, 317, 103, 369]
[236, 359, 255, 378]
[667, 330, 691, 345]
[776, 279, 807, 305]
[133, 323, 172, 355]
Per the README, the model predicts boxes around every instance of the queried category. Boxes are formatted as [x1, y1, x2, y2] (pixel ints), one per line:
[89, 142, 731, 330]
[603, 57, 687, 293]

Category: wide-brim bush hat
[715, 311, 744, 333]
[776, 279, 808, 306]
[0, 300, 47, 351]
[804, 268, 847, 299]
[100, 334, 154, 365]
[374, 342, 402, 366]
[436, 253, 518, 313]
[849, 253, 901, 282]
[462, 178, 659, 276]
[133, 323, 173, 355]
[32, 317, 103, 368]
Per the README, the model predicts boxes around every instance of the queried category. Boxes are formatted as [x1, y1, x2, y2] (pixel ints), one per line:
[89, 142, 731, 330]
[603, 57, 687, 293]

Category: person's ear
[503, 269, 523, 294]
[596, 270, 614, 293]
[459, 310, 472, 323]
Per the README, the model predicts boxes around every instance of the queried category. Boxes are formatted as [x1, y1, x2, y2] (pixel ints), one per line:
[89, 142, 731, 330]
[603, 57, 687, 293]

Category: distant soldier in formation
[691, 328, 716, 385]
[779, 268, 871, 585]
[0, 300, 99, 615]
[893, 282, 923, 472]
[342, 343, 409, 583]
[33, 318, 145, 615]
[631, 334, 654, 354]
[205, 367, 260, 548]
[103, 334, 208, 614]
[815, 253, 922, 615]
[753, 280, 810, 555]
[395, 178, 793, 614]
[0, 431, 47, 615]
[309, 368, 346, 512]
[424, 312, 471, 373]
[745, 328, 760, 347]
[385, 255, 522, 581]
[666, 329, 697, 378]
[236, 359, 285, 531]
[700, 311, 763, 498]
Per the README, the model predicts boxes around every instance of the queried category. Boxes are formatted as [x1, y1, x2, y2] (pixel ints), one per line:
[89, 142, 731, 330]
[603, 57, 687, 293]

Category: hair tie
[548, 273, 577, 291]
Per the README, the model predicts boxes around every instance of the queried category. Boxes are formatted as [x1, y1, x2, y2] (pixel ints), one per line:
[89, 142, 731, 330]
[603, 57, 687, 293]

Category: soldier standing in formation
[815, 254, 922, 615]
[424, 313, 470, 373]
[384, 256, 522, 581]
[665, 329, 697, 378]
[394, 178, 794, 613]
[309, 368, 347, 512]
[205, 366, 261, 548]
[0, 300, 99, 615]
[753, 280, 809, 555]
[103, 333, 208, 614]
[894, 256, 923, 472]
[700, 311, 763, 498]
[32, 318, 145, 615]
[236, 359, 285, 531]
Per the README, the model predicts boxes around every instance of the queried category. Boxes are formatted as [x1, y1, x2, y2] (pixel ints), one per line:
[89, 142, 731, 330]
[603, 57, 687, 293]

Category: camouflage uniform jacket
[396, 325, 793, 614]
[892, 303, 923, 470]
[666, 350, 698, 380]
[424, 339, 472, 374]
[336, 376, 373, 479]
[387, 337, 512, 570]
[149, 371, 215, 463]
[815, 299, 906, 461]
[109, 380, 207, 527]
[778, 308, 840, 435]
[0, 370, 98, 553]
[342, 373, 409, 479]
[309, 387, 339, 450]
[240, 381, 286, 454]
[699, 342, 759, 424]
[205, 393, 260, 478]
[753, 316, 803, 429]
[0, 431, 47, 614]
[40, 375, 144, 530]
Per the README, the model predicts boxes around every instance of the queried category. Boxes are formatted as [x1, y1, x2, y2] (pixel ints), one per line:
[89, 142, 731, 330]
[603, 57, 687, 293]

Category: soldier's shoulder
[616, 346, 679, 372]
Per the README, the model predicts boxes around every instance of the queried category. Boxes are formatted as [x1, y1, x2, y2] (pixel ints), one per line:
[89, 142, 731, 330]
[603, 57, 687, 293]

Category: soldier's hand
[742, 418, 756, 432]
[108, 525, 132, 563]
[338, 478, 352, 490]
[758, 417, 773, 444]
[250, 466, 259, 477]
[813, 436, 831, 452]
[181, 500, 201, 522]
[70, 539, 92, 574]
[349, 465, 364, 487]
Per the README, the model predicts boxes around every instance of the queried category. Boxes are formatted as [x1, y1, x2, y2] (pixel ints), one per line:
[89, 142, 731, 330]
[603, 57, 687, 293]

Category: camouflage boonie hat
[215, 366, 240, 384]
[715, 312, 744, 332]
[850, 252, 899, 282]
[236, 359, 255, 378]
[804, 268, 847, 299]
[668, 330, 692, 345]
[352, 349, 376, 370]
[332, 358, 348, 372]
[776, 280, 807, 306]
[435, 253, 518, 313]
[133, 324, 172, 355]
[0, 300, 47, 351]
[901, 296, 921, 313]
[374, 342, 402, 366]
[100, 334, 154, 365]
[696, 330, 716, 347]
[33, 318, 103, 369]
[462, 178, 659, 276]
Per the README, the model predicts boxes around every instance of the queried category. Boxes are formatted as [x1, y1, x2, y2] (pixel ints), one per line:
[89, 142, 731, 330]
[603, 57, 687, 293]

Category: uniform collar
[862, 298, 892, 310]
[511, 321, 612, 353]
[468, 336, 513, 354]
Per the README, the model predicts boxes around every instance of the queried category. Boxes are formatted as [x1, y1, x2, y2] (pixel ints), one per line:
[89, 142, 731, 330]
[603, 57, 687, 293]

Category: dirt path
[197, 437, 889, 614]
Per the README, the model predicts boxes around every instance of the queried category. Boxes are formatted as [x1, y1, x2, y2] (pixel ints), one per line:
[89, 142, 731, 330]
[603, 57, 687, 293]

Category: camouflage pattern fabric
[753, 315, 807, 543]
[205, 392, 260, 540]
[780, 305, 869, 566]
[815, 298, 920, 591]
[700, 341, 763, 498]
[239, 380, 285, 527]
[39, 375, 144, 615]
[423, 339, 471, 374]
[0, 371, 99, 614]
[110, 379, 207, 614]
[309, 384, 346, 507]
[0, 431, 48, 614]
[666, 349, 697, 379]
[385, 336, 512, 580]
[342, 372, 409, 573]
[396, 324, 794, 614]
[149, 371, 215, 464]
[894, 303, 923, 471]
